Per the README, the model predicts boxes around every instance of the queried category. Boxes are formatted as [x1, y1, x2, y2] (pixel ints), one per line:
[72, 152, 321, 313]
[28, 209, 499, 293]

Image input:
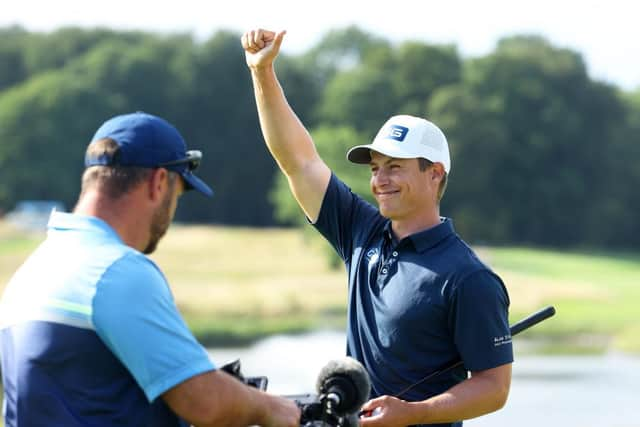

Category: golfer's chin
[377, 202, 400, 220]
[143, 239, 159, 255]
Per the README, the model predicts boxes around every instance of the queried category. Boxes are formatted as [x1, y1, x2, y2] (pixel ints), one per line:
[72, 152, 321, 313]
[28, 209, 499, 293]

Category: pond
[209, 330, 640, 427]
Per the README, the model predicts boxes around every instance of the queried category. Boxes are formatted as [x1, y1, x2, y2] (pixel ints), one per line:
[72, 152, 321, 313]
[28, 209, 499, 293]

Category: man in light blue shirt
[0, 112, 300, 426]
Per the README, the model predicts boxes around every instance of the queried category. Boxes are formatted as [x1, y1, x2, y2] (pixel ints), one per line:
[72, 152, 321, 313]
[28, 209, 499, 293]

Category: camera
[220, 357, 370, 427]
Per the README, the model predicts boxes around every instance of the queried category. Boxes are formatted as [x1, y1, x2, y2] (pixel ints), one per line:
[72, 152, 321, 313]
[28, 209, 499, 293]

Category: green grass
[482, 246, 640, 353]
[1, 221, 639, 354]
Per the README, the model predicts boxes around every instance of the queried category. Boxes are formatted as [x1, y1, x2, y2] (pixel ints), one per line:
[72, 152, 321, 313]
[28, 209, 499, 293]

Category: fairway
[1, 221, 638, 353]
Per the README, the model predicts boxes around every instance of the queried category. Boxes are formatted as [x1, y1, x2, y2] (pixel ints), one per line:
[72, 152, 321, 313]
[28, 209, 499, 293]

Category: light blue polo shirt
[0, 212, 215, 426]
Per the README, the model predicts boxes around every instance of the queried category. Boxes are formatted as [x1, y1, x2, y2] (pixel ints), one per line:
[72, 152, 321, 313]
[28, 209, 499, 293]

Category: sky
[2, 0, 638, 91]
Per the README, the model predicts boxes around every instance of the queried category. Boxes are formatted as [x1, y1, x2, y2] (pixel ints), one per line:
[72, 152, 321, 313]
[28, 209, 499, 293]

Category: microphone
[315, 357, 371, 416]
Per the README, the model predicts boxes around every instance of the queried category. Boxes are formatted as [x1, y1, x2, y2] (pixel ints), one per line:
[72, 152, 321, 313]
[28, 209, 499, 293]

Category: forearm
[242, 29, 330, 221]
[250, 65, 331, 221]
[163, 370, 284, 427]
[250, 65, 320, 177]
[217, 378, 270, 427]
[408, 366, 511, 425]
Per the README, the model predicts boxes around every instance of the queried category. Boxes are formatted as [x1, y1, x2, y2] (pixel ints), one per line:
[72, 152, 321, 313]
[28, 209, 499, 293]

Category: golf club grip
[510, 305, 556, 336]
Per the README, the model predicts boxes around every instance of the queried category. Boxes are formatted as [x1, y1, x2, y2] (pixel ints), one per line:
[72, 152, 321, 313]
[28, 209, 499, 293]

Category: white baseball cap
[346, 115, 451, 173]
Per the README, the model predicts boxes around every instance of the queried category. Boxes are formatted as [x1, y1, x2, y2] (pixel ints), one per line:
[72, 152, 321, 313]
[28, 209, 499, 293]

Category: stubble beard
[143, 190, 173, 255]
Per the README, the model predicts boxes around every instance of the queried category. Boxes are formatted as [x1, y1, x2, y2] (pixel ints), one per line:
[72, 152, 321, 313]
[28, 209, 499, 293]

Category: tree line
[0, 25, 638, 248]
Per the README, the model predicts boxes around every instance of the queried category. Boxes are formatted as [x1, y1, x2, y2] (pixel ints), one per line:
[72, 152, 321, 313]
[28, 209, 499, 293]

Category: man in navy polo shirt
[242, 30, 513, 426]
[0, 112, 300, 426]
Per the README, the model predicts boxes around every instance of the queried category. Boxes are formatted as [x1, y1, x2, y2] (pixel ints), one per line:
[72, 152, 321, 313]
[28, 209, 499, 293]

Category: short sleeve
[92, 253, 215, 402]
[450, 270, 513, 371]
[313, 173, 383, 262]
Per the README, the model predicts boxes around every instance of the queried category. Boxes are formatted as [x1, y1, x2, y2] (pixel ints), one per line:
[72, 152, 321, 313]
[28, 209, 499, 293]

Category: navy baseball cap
[85, 112, 213, 197]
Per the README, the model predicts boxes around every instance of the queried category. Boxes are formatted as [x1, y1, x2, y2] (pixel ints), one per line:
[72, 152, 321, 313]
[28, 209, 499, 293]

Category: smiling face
[369, 151, 442, 227]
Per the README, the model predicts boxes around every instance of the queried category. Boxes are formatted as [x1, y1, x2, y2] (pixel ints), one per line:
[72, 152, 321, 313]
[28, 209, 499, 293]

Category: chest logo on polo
[386, 125, 409, 142]
[365, 248, 380, 270]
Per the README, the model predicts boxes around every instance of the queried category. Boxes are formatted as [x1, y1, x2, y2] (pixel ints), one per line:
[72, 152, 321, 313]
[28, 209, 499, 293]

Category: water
[208, 330, 347, 395]
[209, 330, 640, 427]
[470, 353, 639, 427]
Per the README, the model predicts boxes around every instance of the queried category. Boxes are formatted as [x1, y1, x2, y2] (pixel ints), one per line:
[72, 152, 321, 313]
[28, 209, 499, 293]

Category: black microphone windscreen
[316, 357, 371, 415]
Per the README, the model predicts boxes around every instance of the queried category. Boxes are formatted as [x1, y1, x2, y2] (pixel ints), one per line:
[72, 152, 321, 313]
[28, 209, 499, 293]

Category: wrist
[249, 63, 275, 75]
[250, 66, 279, 90]
[408, 400, 435, 425]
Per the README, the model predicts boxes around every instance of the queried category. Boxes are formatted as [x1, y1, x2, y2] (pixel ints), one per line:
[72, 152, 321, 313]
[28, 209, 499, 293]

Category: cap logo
[385, 125, 409, 142]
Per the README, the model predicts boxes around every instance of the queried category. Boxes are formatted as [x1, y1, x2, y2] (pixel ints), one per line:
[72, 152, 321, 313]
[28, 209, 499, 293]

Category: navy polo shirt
[313, 175, 512, 425]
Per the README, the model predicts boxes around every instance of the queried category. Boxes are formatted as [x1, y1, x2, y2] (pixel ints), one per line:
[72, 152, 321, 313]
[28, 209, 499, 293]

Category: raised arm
[242, 29, 331, 222]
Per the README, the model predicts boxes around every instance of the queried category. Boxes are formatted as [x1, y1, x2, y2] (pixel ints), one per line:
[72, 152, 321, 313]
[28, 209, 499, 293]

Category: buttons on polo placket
[377, 249, 399, 289]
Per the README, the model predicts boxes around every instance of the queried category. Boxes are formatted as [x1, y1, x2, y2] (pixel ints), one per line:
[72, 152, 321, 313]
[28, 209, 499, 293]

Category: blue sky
[2, 0, 638, 91]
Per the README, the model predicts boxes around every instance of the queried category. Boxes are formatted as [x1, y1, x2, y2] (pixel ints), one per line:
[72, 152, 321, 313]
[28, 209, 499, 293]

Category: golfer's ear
[431, 163, 445, 181]
[147, 168, 169, 202]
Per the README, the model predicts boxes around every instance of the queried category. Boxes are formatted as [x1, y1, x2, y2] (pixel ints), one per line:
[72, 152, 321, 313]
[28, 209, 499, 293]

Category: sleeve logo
[493, 335, 512, 347]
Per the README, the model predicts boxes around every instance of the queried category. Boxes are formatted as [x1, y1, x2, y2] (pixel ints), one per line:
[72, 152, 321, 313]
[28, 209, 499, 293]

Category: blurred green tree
[430, 35, 629, 246]
[1, 27, 638, 249]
